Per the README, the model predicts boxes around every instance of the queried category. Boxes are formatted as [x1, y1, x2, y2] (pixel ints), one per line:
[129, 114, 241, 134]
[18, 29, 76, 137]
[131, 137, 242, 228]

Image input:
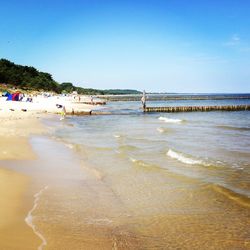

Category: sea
[5, 94, 250, 249]
[56, 96, 250, 200]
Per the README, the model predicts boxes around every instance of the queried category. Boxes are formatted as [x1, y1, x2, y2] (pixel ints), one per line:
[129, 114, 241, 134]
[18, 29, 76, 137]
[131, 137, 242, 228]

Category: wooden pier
[144, 105, 250, 113]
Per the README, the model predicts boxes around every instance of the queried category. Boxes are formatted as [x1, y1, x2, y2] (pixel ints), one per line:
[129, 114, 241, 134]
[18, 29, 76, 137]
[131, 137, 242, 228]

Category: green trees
[0, 59, 141, 95]
[58, 82, 76, 93]
[0, 59, 59, 92]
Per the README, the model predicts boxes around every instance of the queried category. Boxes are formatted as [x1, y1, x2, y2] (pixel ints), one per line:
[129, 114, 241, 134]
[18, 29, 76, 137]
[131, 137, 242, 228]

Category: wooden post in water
[141, 90, 147, 111]
[144, 105, 250, 113]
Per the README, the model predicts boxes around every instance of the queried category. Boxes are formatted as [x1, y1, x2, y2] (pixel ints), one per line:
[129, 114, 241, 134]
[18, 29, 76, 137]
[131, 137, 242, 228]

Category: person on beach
[141, 90, 146, 110]
[60, 106, 66, 120]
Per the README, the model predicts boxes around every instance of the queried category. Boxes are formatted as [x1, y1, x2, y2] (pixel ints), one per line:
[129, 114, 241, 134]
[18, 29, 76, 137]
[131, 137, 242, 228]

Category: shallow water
[55, 98, 250, 198]
[41, 97, 250, 248]
[4, 97, 250, 249]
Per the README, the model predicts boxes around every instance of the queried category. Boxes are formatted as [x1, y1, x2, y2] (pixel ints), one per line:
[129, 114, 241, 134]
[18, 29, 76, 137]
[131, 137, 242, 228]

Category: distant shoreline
[100, 93, 250, 102]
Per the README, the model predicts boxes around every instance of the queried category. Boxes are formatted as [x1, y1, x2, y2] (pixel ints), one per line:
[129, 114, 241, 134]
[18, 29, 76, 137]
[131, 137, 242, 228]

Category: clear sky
[1, 0, 250, 93]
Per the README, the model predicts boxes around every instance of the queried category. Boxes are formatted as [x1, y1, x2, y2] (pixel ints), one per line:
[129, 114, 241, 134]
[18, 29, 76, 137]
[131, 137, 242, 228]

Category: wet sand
[0, 168, 40, 249]
[0, 113, 45, 249]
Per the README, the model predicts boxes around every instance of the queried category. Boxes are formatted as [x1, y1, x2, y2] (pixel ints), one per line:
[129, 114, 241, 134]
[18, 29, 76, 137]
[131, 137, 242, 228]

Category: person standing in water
[60, 106, 66, 120]
[141, 90, 147, 110]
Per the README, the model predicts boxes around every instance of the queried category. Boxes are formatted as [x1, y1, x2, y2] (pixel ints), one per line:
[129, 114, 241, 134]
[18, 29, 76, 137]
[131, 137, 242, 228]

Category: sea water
[56, 97, 250, 198]
[37, 96, 249, 248]
[5, 95, 250, 249]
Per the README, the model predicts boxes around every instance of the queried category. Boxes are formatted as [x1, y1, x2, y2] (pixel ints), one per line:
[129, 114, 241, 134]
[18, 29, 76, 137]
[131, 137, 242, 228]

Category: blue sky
[1, 0, 250, 92]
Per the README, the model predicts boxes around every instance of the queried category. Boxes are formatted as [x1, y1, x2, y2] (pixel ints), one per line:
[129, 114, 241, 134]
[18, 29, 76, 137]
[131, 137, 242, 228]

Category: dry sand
[0, 111, 46, 249]
[0, 111, 45, 159]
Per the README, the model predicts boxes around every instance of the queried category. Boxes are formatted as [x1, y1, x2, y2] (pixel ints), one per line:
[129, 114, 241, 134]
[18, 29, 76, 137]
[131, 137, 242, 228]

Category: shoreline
[0, 111, 47, 249]
[0, 168, 42, 249]
[1, 111, 250, 249]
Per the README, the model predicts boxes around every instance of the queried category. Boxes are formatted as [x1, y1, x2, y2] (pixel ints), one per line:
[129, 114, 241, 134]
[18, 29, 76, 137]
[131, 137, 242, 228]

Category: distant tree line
[0, 59, 141, 95]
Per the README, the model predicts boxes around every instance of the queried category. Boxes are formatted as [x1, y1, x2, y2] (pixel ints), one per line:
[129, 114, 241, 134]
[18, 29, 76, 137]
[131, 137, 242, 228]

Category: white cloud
[232, 34, 240, 42]
[224, 34, 241, 46]
[223, 34, 250, 53]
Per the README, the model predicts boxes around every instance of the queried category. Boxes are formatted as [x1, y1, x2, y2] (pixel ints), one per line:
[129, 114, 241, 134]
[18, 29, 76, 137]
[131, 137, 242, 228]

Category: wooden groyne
[144, 105, 250, 113]
[100, 94, 250, 102]
[63, 104, 250, 116]
[82, 101, 106, 105]
[67, 110, 92, 115]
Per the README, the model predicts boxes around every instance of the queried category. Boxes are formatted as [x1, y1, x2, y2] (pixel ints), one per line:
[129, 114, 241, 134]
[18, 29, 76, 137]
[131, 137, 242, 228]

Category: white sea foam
[25, 186, 48, 250]
[129, 157, 138, 163]
[129, 157, 149, 167]
[113, 134, 121, 138]
[65, 143, 74, 149]
[157, 128, 165, 133]
[157, 127, 171, 133]
[167, 149, 205, 166]
[158, 117, 183, 123]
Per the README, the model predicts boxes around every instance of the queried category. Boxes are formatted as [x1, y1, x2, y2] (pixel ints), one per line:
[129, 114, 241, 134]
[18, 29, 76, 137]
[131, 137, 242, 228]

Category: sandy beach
[0, 168, 41, 249]
[0, 111, 45, 249]
[1, 0, 250, 247]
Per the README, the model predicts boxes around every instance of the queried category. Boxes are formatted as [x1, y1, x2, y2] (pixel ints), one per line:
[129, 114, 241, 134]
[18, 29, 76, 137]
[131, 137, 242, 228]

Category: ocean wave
[216, 125, 250, 131]
[113, 134, 122, 138]
[158, 117, 183, 123]
[25, 186, 48, 250]
[157, 127, 171, 133]
[167, 149, 209, 166]
[211, 184, 250, 207]
[119, 145, 139, 151]
[81, 163, 104, 180]
[64, 143, 74, 149]
[50, 136, 75, 150]
[129, 157, 151, 167]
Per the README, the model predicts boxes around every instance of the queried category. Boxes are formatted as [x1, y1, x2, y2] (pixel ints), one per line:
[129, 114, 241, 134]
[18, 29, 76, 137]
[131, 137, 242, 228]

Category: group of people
[60, 91, 147, 121]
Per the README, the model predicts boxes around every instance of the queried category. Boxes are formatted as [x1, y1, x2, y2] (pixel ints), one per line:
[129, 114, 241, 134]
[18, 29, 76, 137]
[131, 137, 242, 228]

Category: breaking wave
[64, 143, 74, 149]
[167, 149, 209, 166]
[158, 117, 183, 123]
[157, 127, 171, 133]
[211, 184, 250, 207]
[113, 134, 122, 138]
[129, 157, 151, 167]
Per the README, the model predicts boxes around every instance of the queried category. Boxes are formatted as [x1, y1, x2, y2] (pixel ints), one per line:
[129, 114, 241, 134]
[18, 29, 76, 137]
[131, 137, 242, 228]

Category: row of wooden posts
[144, 105, 250, 113]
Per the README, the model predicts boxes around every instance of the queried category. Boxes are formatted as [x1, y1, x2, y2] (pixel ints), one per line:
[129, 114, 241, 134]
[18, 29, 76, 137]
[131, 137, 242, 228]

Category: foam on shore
[25, 186, 49, 250]
[158, 117, 183, 123]
[129, 157, 151, 167]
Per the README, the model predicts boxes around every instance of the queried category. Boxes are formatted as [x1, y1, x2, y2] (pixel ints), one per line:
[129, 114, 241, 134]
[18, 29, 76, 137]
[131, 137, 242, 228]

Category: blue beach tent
[7, 94, 12, 101]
